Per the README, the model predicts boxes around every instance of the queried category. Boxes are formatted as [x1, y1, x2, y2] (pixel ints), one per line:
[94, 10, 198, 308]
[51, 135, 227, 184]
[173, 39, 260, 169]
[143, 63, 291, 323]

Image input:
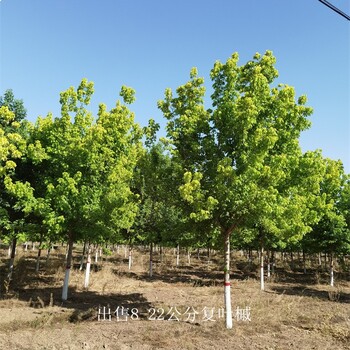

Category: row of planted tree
[0, 51, 349, 329]
[1, 238, 348, 298]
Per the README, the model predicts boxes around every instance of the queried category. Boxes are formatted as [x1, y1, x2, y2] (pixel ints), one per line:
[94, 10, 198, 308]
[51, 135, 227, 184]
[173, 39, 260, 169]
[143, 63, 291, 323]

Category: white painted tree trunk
[62, 236, 73, 301]
[271, 251, 275, 275]
[207, 246, 211, 266]
[8, 257, 14, 281]
[330, 253, 334, 287]
[128, 245, 132, 270]
[176, 244, 180, 267]
[46, 246, 51, 264]
[79, 241, 87, 271]
[160, 246, 163, 263]
[35, 247, 42, 272]
[62, 267, 71, 301]
[187, 249, 191, 265]
[84, 246, 91, 289]
[267, 250, 271, 278]
[260, 245, 265, 291]
[224, 232, 233, 329]
[149, 243, 153, 278]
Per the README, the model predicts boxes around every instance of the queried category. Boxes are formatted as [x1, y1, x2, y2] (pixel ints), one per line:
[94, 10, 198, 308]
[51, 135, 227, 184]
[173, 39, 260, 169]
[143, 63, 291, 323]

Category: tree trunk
[35, 234, 44, 272]
[290, 251, 294, 270]
[267, 250, 271, 278]
[46, 244, 51, 265]
[248, 248, 252, 266]
[303, 250, 307, 274]
[95, 248, 98, 264]
[79, 240, 87, 271]
[160, 245, 163, 263]
[35, 247, 42, 272]
[62, 234, 74, 301]
[7, 237, 17, 281]
[260, 244, 265, 291]
[149, 242, 153, 277]
[318, 252, 322, 269]
[128, 245, 132, 270]
[330, 253, 334, 287]
[176, 244, 180, 267]
[84, 244, 91, 289]
[223, 231, 232, 329]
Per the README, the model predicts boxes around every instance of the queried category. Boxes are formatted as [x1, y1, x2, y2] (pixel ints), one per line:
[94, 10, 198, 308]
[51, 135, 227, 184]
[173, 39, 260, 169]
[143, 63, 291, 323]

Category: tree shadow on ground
[269, 284, 350, 304]
[112, 265, 252, 287]
[8, 286, 154, 322]
[272, 268, 350, 285]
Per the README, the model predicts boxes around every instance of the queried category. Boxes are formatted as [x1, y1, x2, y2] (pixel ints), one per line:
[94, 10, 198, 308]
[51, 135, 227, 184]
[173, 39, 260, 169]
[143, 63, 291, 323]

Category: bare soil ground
[0, 245, 350, 350]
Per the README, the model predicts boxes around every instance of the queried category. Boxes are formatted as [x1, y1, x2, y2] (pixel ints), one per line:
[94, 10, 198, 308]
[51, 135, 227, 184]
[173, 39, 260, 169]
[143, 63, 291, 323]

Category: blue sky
[1, 0, 349, 172]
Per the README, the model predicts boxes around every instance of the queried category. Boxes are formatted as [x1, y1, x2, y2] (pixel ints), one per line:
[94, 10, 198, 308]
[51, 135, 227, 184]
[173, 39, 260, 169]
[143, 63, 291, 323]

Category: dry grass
[0, 245, 349, 349]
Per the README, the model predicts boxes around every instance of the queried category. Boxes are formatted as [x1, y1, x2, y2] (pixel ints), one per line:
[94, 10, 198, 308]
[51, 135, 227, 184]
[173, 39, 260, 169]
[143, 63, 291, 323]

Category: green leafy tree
[301, 159, 350, 285]
[0, 106, 26, 176]
[0, 99, 46, 282]
[133, 128, 185, 273]
[30, 79, 144, 299]
[158, 51, 324, 328]
[0, 105, 26, 280]
[91, 88, 143, 240]
[339, 174, 350, 233]
[0, 89, 27, 124]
